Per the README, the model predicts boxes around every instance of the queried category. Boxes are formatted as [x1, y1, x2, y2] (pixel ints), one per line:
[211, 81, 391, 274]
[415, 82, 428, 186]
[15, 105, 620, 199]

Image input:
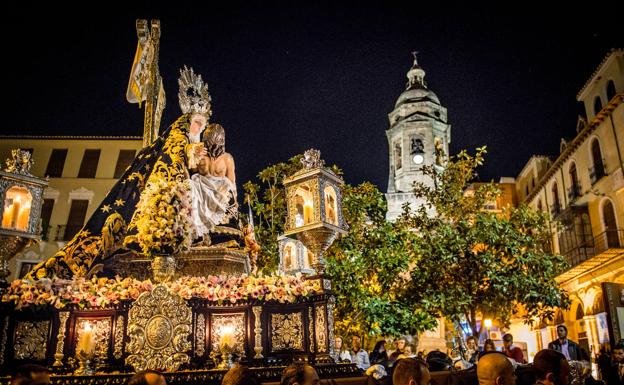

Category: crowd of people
[6, 338, 624, 385]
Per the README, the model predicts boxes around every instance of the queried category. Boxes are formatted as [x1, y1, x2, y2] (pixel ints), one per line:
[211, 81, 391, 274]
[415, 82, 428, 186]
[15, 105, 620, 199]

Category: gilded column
[252, 306, 263, 359]
[53, 312, 70, 366]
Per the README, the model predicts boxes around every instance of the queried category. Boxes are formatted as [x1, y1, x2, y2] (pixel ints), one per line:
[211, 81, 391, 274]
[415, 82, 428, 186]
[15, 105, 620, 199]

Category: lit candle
[2, 203, 13, 228]
[219, 325, 235, 349]
[77, 322, 96, 357]
[303, 201, 313, 224]
[10, 196, 21, 229]
[16, 201, 31, 230]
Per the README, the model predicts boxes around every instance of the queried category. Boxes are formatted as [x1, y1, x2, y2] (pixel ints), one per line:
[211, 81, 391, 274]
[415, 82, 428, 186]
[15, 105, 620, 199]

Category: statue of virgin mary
[27, 67, 239, 280]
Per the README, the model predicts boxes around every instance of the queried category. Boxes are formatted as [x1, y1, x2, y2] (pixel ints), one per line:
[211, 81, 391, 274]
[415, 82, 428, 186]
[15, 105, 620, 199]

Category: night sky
[3, 4, 622, 191]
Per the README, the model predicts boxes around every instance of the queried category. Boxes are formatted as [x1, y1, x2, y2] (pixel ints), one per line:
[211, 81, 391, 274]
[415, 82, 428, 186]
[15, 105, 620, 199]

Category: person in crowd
[547, 325, 585, 361]
[392, 357, 430, 385]
[10, 365, 50, 385]
[502, 334, 526, 364]
[334, 335, 352, 363]
[351, 335, 371, 370]
[532, 349, 570, 385]
[222, 364, 259, 385]
[127, 370, 167, 385]
[484, 339, 497, 352]
[477, 352, 516, 385]
[605, 340, 624, 385]
[466, 335, 480, 364]
[370, 340, 388, 366]
[280, 362, 320, 385]
[388, 337, 408, 365]
[426, 350, 453, 372]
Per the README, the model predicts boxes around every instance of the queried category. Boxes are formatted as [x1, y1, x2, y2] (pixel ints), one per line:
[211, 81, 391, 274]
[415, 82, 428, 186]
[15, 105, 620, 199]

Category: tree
[398, 147, 570, 336]
[245, 157, 436, 336]
[325, 182, 437, 337]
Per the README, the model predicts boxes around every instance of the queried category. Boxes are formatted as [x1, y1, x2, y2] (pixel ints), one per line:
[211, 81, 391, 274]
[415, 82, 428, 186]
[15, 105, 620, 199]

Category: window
[40, 199, 55, 240]
[394, 142, 402, 171]
[606, 80, 616, 102]
[537, 200, 543, 211]
[593, 96, 603, 116]
[551, 182, 560, 215]
[45, 149, 68, 177]
[114, 150, 136, 178]
[78, 149, 101, 178]
[603, 200, 619, 248]
[64, 199, 89, 241]
[590, 139, 606, 183]
[568, 163, 580, 200]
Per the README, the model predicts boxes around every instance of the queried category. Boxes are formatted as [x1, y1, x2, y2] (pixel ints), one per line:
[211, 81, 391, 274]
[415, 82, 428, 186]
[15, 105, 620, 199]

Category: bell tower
[386, 53, 451, 221]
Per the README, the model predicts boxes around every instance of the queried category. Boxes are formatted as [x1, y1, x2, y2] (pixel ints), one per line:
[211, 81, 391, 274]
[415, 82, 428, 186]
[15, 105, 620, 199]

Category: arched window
[537, 199, 543, 211]
[551, 182, 561, 215]
[568, 163, 580, 200]
[602, 200, 620, 248]
[594, 96, 603, 116]
[590, 139, 606, 183]
[606, 80, 617, 102]
[575, 303, 584, 320]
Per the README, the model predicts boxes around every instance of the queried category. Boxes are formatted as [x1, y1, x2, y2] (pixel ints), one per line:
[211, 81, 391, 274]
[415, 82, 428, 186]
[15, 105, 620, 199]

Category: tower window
[593, 96, 603, 116]
[606, 80, 616, 102]
[394, 142, 402, 171]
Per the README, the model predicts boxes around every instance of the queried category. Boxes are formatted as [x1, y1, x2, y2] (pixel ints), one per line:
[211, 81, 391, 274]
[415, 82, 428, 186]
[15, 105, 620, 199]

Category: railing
[41, 224, 67, 242]
[589, 161, 607, 184]
[550, 203, 562, 217]
[561, 229, 624, 269]
[567, 185, 582, 202]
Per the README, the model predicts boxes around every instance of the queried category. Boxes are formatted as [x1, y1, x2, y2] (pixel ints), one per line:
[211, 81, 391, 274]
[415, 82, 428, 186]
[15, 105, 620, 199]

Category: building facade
[386, 54, 451, 221]
[508, 48, 624, 365]
[0, 136, 143, 280]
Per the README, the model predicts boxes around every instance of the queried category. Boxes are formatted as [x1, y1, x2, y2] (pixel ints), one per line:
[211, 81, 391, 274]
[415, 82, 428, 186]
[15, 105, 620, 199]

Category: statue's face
[190, 114, 207, 136]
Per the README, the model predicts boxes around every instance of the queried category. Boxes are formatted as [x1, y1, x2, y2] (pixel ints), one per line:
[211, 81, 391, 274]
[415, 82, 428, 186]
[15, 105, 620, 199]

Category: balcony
[589, 162, 607, 184]
[567, 185, 582, 202]
[41, 224, 67, 242]
[560, 229, 624, 271]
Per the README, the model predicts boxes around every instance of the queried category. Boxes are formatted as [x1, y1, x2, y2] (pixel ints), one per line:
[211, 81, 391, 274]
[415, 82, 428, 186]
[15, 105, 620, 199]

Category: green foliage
[325, 182, 437, 337]
[398, 147, 570, 335]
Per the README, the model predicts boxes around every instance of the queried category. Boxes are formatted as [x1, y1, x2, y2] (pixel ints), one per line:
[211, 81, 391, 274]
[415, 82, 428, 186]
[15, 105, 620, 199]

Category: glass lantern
[284, 149, 346, 275]
[0, 149, 48, 288]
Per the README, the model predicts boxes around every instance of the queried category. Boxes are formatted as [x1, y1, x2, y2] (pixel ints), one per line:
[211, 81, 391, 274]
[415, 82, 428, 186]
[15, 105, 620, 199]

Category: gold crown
[178, 66, 212, 117]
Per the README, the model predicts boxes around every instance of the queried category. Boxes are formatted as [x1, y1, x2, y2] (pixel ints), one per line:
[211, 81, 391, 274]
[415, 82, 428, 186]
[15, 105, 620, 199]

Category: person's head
[425, 351, 452, 372]
[612, 340, 624, 363]
[222, 364, 259, 385]
[556, 325, 568, 340]
[393, 358, 430, 385]
[11, 364, 50, 385]
[352, 335, 362, 351]
[128, 370, 167, 385]
[189, 113, 208, 137]
[396, 338, 407, 351]
[335, 336, 343, 350]
[466, 336, 478, 350]
[484, 339, 496, 352]
[533, 349, 569, 385]
[477, 352, 516, 385]
[280, 362, 319, 385]
[502, 334, 514, 349]
[202, 123, 226, 157]
[405, 345, 413, 355]
[373, 340, 386, 353]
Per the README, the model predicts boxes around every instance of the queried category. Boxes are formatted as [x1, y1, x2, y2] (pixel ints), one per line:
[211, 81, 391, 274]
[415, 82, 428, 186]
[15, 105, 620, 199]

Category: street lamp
[484, 318, 492, 338]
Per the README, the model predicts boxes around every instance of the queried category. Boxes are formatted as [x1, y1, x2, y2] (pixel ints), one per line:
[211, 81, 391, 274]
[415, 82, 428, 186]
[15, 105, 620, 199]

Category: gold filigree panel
[195, 313, 206, 357]
[113, 316, 124, 359]
[315, 305, 327, 352]
[126, 285, 192, 371]
[14, 321, 50, 360]
[210, 313, 244, 354]
[271, 312, 304, 351]
[75, 318, 111, 359]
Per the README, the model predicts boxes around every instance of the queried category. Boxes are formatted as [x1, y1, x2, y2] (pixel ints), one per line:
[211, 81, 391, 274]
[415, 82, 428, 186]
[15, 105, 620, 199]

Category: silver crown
[178, 66, 212, 117]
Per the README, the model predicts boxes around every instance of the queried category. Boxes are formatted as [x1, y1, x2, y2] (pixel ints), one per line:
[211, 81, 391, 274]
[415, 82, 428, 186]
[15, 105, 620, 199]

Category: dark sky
[3, 3, 622, 191]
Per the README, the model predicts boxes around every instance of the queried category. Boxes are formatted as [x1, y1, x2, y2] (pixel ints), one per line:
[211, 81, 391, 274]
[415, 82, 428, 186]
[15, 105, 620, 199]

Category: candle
[10, 197, 20, 229]
[2, 203, 13, 228]
[219, 325, 235, 349]
[77, 322, 96, 357]
[303, 201, 313, 224]
[16, 201, 30, 230]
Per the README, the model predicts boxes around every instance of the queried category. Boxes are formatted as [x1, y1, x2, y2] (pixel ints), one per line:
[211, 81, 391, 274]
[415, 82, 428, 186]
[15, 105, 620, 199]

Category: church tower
[386, 53, 451, 221]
